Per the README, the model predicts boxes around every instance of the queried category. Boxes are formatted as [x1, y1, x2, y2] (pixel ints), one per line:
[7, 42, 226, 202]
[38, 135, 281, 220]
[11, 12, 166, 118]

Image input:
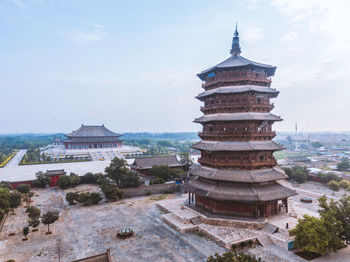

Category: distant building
[51, 137, 64, 146]
[64, 124, 122, 149]
[130, 155, 183, 176]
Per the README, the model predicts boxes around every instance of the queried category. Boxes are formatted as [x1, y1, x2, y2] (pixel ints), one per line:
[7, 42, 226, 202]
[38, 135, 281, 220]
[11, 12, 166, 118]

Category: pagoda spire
[230, 22, 241, 56]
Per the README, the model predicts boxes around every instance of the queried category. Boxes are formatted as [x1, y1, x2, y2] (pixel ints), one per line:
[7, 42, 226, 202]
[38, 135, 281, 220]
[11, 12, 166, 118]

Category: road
[3, 149, 26, 168]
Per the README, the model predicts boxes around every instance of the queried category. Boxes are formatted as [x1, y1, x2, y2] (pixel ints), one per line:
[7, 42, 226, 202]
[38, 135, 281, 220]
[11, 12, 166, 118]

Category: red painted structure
[10, 169, 66, 189]
[187, 25, 296, 218]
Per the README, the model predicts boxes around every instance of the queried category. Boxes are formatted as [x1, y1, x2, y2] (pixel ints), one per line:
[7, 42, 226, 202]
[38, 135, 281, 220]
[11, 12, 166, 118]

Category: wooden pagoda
[187, 25, 296, 218]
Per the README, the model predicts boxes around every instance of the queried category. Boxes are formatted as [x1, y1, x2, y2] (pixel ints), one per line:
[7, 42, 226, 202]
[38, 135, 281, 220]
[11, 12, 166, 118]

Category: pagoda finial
[230, 22, 241, 56]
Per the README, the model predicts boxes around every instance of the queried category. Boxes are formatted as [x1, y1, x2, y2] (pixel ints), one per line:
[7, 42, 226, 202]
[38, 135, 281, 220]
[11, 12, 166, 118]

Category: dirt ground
[0, 186, 225, 262]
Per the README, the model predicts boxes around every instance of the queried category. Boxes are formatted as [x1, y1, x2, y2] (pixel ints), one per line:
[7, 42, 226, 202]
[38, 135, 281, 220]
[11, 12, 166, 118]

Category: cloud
[64, 25, 107, 43]
[242, 25, 263, 44]
[283, 32, 298, 42]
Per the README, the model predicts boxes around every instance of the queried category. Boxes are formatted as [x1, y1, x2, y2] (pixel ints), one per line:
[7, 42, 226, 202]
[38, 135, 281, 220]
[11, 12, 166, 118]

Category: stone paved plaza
[0, 186, 225, 262]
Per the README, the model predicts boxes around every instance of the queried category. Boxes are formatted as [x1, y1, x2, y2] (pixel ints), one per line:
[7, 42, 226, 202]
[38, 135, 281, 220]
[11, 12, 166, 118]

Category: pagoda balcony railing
[202, 77, 272, 88]
[198, 132, 276, 141]
[200, 104, 274, 113]
[198, 159, 277, 169]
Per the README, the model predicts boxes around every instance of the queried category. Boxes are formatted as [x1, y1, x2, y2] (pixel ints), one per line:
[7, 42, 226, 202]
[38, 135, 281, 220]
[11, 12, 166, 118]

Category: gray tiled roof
[190, 164, 287, 183]
[130, 155, 183, 170]
[194, 112, 282, 123]
[66, 125, 121, 138]
[196, 85, 279, 100]
[192, 140, 283, 151]
[46, 169, 66, 176]
[198, 55, 276, 80]
[187, 177, 296, 202]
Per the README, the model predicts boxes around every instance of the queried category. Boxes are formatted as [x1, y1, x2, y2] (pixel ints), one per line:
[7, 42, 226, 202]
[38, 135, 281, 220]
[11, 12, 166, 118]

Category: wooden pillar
[188, 192, 191, 205]
[195, 194, 197, 208]
[285, 199, 288, 213]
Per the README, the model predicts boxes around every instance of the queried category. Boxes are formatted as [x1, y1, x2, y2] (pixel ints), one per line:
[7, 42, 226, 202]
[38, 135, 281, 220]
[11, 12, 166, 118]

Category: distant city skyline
[1, 0, 349, 134]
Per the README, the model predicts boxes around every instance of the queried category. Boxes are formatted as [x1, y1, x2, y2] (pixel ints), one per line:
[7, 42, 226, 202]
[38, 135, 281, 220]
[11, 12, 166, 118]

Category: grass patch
[149, 194, 167, 201]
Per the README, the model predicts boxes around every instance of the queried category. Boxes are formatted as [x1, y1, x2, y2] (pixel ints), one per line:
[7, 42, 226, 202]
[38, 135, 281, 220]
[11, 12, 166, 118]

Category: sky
[0, 0, 349, 134]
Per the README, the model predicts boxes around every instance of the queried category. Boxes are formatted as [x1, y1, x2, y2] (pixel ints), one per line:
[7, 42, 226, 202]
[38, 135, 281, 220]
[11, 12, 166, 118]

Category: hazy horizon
[1, 0, 349, 134]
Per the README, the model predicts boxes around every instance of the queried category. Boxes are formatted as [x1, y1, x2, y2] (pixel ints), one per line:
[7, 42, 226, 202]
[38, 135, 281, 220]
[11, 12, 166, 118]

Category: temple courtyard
[0, 186, 226, 262]
[1, 182, 350, 262]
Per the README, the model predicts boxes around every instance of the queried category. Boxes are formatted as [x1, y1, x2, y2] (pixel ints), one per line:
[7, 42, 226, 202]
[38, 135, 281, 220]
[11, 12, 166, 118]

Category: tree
[22, 226, 29, 240]
[69, 172, 80, 186]
[27, 206, 41, 220]
[327, 180, 340, 195]
[207, 251, 262, 262]
[77, 192, 92, 206]
[105, 157, 128, 186]
[119, 170, 141, 188]
[0, 187, 10, 221]
[27, 206, 41, 231]
[317, 197, 344, 251]
[290, 215, 332, 255]
[339, 180, 350, 194]
[320, 172, 342, 183]
[41, 210, 59, 234]
[337, 158, 350, 172]
[101, 183, 123, 201]
[57, 175, 73, 189]
[0, 181, 13, 190]
[149, 165, 173, 181]
[25, 191, 35, 207]
[65, 192, 78, 205]
[319, 195, 350, 244]
[179, 152, 193, 172]
[33, 171, 50, 187]
[283, 165, 309, 183]
[9, 191, 21, 214]
[91, 192, 102, 205]
[16, 184, 30, 194]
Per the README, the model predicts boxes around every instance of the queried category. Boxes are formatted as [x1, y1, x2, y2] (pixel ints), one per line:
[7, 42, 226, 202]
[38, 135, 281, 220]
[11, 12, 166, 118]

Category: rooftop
[131, 155, 183, 170]
[196, 85, 279, 100]
[192, 140, 283, 151]
[66, 125, 121, 138]
[197, 26, 276, 81]
[194, 112, 282, 123]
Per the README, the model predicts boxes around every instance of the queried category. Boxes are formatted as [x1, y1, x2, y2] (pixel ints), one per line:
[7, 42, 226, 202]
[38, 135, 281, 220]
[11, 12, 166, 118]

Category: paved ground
[5, 149, 27, 168]
[0, 146, 141, 182]
[0, 187, 226, 262]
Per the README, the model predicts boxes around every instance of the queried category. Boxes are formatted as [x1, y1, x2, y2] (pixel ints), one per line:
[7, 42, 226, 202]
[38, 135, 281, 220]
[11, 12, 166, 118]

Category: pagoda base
[190, 194, 288, 218]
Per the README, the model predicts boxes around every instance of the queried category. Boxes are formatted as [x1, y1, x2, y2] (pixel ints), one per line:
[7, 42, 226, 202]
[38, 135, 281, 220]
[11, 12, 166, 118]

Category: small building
[10, 169, 66, 189]
[287, 155, 311, 163]
[46, 169, 66, 187]
[52, 137, 64, 146]
[130, 155, 183, 176]
[64, 124, 122, 149]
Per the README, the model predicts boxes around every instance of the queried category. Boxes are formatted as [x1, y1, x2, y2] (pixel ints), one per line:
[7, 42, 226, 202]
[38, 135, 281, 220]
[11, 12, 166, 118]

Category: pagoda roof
[66, 125, 121, 138]
[197, 55, 276, 81]
[192, 140, 283, 151]
[196, 85, 279, 100]
[130, 155, 183, 170]
[187, 177, 296, 202]
[194, 112, 282, 123]
[190, 164, 287, 183]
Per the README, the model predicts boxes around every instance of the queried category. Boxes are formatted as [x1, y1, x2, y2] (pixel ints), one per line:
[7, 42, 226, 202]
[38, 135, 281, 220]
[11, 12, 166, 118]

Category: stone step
[161, 213, 198, 233]
[257, 234, 274, 247]
[262, 223, 278, 234]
